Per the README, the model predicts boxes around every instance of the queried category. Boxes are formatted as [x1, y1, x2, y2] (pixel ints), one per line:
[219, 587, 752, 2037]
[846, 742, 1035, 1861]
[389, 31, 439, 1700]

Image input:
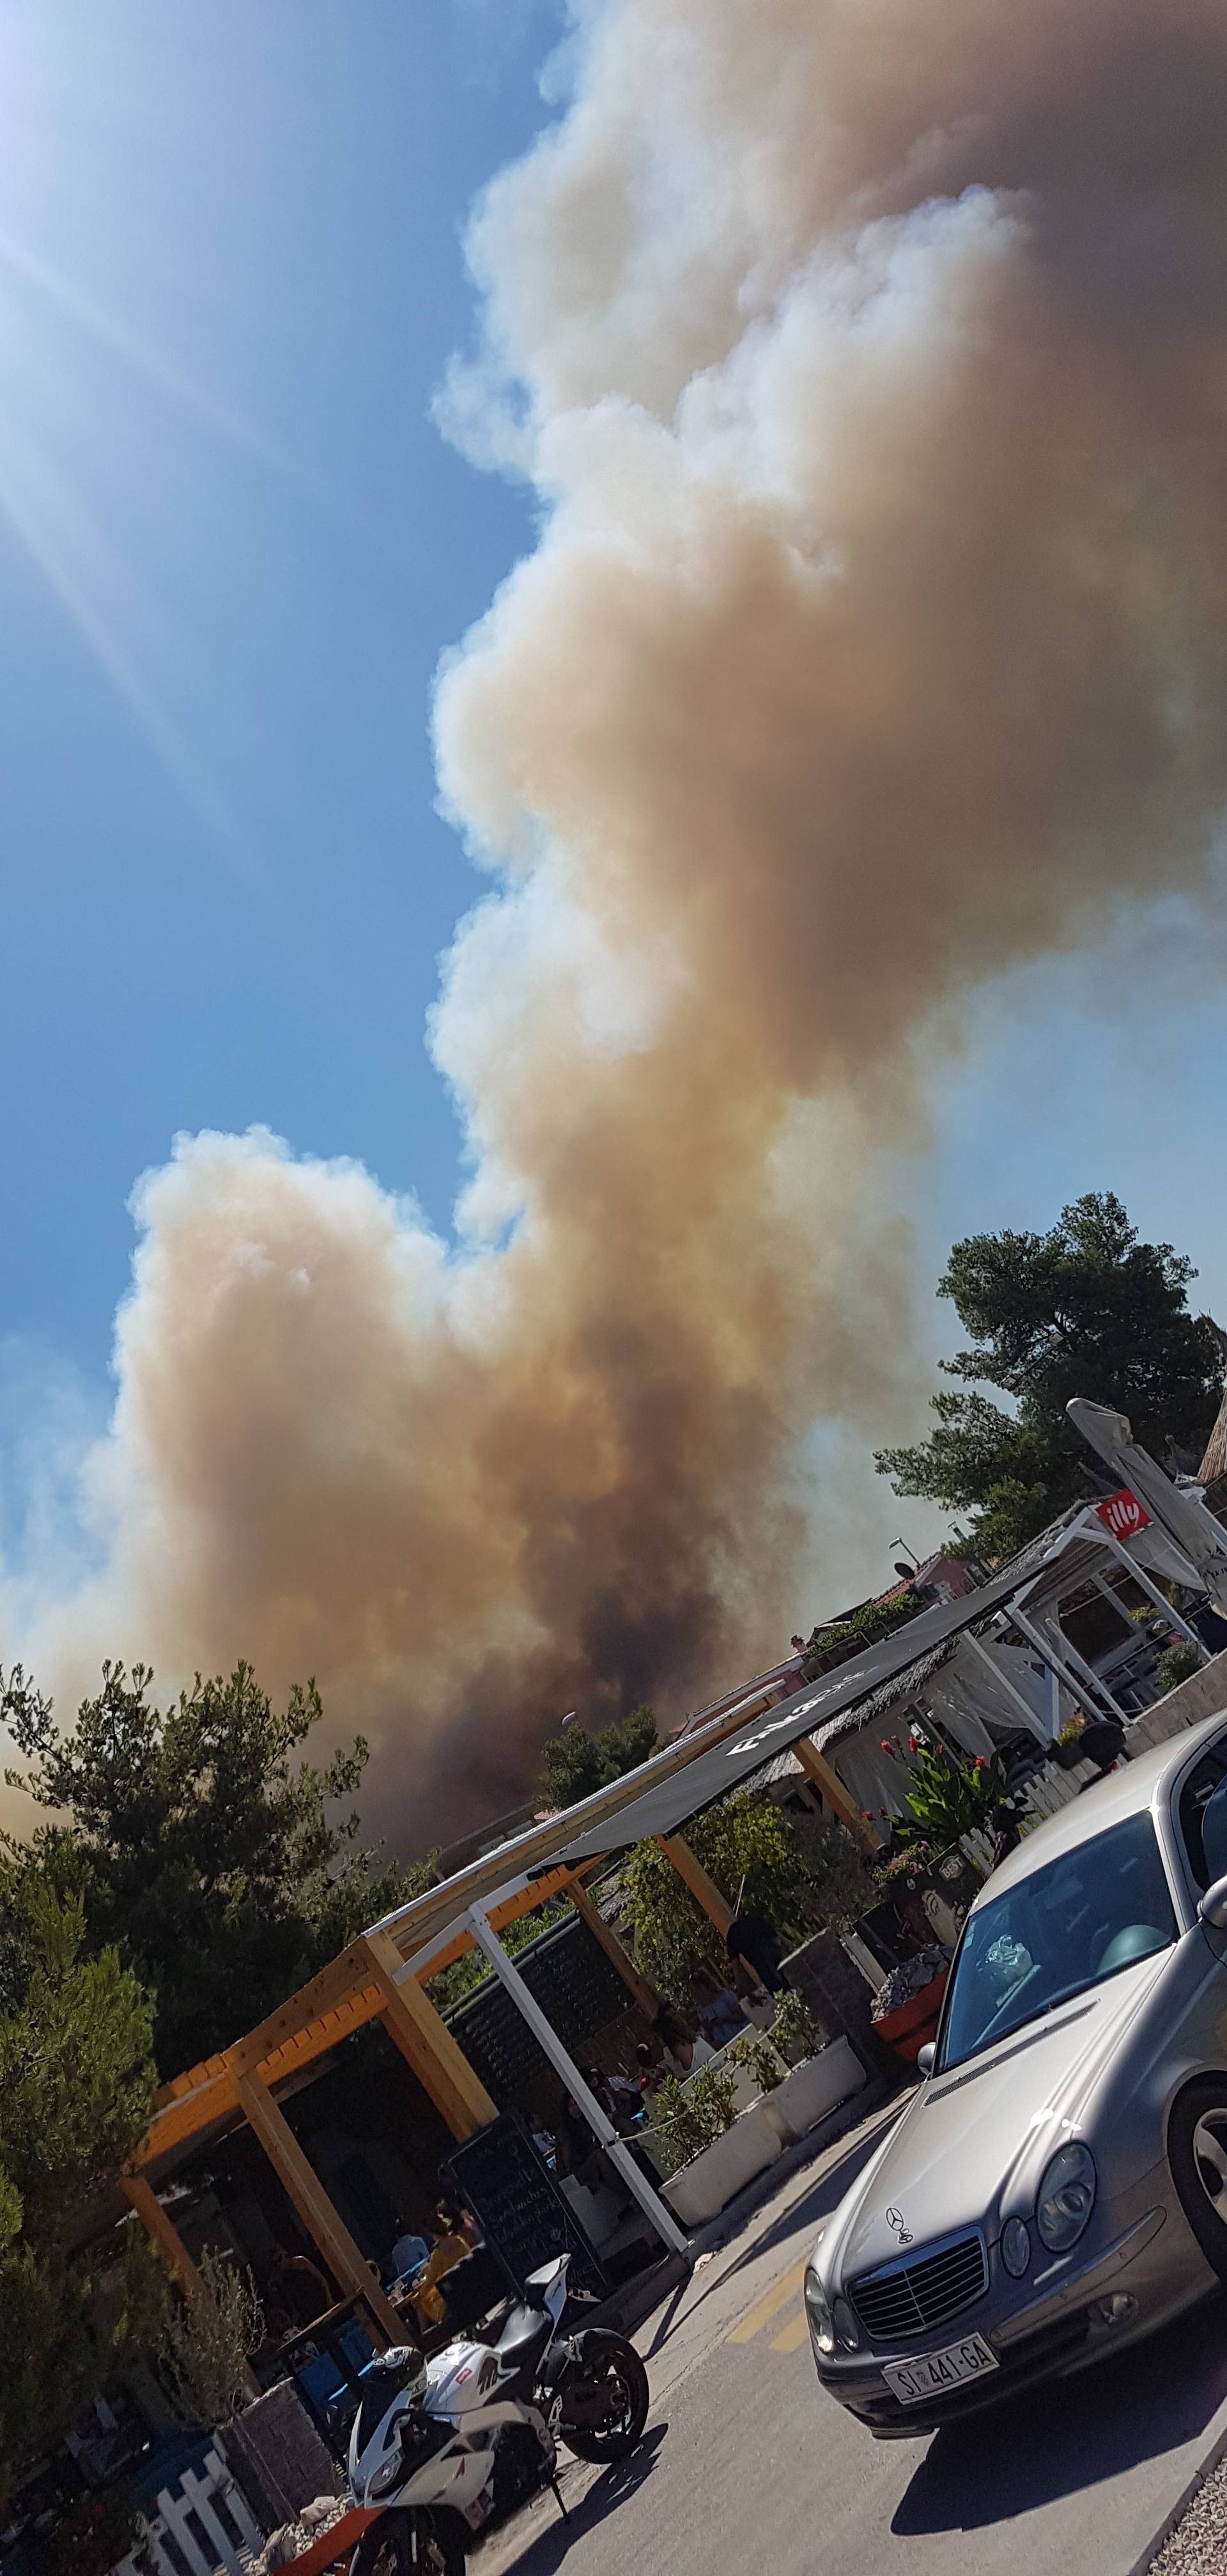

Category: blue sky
[4, 0, 1227, 1604]
[0, 0, 557, 1376]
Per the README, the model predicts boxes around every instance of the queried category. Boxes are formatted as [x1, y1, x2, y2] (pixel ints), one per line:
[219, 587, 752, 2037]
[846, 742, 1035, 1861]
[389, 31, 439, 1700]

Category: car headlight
[1036, 2140, 1097, 2253]
[805, 2266, 836, 2354]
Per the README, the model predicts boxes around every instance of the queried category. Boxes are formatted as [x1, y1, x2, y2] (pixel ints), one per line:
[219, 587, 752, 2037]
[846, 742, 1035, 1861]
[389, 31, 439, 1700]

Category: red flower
[862, 1809, 873, 1821]
[881, 1738, 894, 1754]
[908, 1733, 920, 1752]
[974, 1754, 986, 1770]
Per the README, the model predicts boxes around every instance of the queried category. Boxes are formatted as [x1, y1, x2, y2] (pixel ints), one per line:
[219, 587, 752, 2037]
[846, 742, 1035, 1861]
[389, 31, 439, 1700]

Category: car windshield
[936, 1811, 1177, 2072]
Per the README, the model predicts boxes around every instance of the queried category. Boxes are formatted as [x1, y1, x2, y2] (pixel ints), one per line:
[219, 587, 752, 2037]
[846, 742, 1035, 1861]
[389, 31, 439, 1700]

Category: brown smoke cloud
[11, 0, 1227, 1836]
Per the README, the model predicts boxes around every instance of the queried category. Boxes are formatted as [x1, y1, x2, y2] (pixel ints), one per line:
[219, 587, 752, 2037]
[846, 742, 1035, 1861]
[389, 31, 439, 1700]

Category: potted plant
[754, 1993, 868, 2143]
[891, 1735, 1008, 1850]
[655, 2058, 783, 2226]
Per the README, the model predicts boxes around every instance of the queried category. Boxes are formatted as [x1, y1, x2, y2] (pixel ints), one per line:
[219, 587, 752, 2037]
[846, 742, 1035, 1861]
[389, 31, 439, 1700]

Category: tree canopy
[0, 1883, 161, 2515]
[536, 1705, 658, 1811]
[875, 1193, 1222, 1561]
[1, 1660, 419, 2076]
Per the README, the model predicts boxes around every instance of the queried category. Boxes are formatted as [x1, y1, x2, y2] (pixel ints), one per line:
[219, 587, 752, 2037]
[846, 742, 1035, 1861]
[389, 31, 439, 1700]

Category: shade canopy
[558, 1562, 1033, 1864]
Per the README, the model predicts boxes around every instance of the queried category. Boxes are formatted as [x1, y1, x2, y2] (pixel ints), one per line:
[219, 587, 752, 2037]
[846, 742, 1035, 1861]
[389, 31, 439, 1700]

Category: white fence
[958, 1754, 1099, 1877]
[111, 2446, 263, 2576]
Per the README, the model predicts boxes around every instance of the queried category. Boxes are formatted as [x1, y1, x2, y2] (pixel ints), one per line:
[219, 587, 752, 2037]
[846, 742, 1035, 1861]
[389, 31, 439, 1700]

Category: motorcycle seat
[494, 2304, 554, 2365]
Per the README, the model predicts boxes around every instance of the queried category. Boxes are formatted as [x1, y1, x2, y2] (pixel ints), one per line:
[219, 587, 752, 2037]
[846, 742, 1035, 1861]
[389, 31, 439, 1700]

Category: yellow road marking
[728, 2257, 808, 2345]
[769, 2313, 810, 2355]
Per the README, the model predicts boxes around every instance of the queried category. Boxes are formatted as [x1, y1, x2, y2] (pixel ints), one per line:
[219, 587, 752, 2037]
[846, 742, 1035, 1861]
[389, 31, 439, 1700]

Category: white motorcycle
[347, 2254, 649, 2576]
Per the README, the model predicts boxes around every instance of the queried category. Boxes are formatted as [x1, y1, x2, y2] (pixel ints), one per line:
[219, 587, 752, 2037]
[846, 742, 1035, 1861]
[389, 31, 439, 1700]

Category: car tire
[1168, 2078, 1227, 2278]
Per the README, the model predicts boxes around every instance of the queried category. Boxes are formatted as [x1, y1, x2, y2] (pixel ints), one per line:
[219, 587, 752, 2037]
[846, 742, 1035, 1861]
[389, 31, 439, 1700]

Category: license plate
[882, 2333, 998, 2406]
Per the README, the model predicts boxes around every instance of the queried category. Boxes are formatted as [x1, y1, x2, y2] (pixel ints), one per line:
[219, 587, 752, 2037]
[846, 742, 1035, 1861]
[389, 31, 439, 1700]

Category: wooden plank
[120, 2174, 201, 2294]
[414, 1863, 582, 1984]
[791, 1736, 883, 1850]
[135, 1986, 389, 2167]
[657, 1834, 734, 1933]
[364, 1931, 497, 2138]
[235, 2072, 403, 2347]
[135, 2074, 238, 2166]
[260, 1986, 384, 2080]
[154, 2051, 229, 2112]
[568, 1879, 658, 2016]
[226, 1940, 374, 2081]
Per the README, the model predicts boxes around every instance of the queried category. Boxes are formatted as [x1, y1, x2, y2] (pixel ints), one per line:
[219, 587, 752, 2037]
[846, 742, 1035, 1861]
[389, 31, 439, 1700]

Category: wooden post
[235, 2071, 403, 2347]
[568, 1879, 659, 2017]
[120, 2174, 201, 2297]
[364, 1931, 497, 2140]
[791, 1736, 883, 1850]
[657, 1835, 733, 1933]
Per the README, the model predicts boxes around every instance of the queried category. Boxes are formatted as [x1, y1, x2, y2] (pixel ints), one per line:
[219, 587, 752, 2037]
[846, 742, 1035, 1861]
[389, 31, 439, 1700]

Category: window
[1177, 1735, 1227, 1890]
[937, 1813, 1177, 2072]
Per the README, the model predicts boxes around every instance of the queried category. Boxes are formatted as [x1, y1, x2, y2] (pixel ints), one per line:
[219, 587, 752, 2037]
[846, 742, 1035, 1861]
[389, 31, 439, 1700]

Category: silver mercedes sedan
[806, 1708, 1227, 2436]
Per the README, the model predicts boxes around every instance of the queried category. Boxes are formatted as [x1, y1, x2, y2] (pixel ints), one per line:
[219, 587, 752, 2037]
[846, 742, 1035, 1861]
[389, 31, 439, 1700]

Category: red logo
[1094, 1488, 1150, 1540]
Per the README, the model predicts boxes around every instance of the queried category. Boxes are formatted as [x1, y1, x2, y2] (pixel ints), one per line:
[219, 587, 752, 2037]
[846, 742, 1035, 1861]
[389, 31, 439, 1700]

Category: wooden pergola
[120, 1666, 868, 2338]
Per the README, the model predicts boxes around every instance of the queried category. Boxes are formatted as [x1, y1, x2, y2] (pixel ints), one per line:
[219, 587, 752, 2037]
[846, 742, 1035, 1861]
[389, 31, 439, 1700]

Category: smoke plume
[10, 0, 1227, 1834]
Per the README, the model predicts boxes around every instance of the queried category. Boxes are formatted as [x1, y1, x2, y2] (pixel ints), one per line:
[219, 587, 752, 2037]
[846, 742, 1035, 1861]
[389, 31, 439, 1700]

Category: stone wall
[219, 2382, 339, 2530]
[1125, 1649, 1227, 1754]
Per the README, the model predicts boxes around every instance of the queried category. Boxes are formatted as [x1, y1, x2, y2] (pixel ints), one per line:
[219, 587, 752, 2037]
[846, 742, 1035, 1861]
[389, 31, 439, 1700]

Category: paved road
[488, 2104, 1227, 2576]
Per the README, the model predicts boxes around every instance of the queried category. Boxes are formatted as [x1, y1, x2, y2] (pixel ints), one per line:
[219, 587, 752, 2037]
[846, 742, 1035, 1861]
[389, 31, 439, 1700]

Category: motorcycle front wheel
[559, 2329, 650, 2463]
[350, 2508, 467, 2576]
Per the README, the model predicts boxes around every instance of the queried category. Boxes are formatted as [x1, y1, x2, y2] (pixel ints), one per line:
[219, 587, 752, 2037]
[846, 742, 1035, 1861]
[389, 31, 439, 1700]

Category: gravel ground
[240, 2493, 349, 2572]
[1147, 2443, 1227, 2576]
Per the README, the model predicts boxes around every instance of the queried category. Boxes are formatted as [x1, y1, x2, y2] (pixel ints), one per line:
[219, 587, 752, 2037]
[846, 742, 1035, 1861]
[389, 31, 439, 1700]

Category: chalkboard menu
[443, 2113, 608, 2306]
[444, 1915, 633, 2112]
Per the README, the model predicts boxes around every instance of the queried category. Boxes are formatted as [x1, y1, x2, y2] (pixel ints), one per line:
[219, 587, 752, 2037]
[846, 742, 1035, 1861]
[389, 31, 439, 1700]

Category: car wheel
[1169, 2078, 1227, 2278]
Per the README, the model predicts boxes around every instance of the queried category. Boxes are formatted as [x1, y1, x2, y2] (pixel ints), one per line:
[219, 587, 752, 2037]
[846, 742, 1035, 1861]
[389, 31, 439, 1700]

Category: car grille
[849, 2231, 988, 2346]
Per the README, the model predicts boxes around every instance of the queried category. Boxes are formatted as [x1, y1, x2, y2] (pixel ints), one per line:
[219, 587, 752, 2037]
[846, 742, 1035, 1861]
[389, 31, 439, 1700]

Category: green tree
[622, 1788, 873, 1997]
[1, 1660, 422, 2076]
[537, 1705, 658, 1812]
[0, 1882, 162, 2515]
[875, 1193, 1222, 1560]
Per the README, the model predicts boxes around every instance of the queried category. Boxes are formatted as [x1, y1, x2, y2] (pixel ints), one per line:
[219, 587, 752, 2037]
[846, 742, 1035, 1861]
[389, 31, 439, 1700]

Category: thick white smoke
[7, 0, 1227, 1834]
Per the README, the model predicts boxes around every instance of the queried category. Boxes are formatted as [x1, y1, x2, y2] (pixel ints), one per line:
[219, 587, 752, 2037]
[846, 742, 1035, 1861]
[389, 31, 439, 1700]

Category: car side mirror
[1198, 1874, 1227, 1930]
[916, 2043, 936, 2076]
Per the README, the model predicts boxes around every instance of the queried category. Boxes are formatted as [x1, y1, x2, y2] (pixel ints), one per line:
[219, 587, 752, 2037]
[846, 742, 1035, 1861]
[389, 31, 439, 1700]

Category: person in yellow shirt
[409, 2202, 471, 2329]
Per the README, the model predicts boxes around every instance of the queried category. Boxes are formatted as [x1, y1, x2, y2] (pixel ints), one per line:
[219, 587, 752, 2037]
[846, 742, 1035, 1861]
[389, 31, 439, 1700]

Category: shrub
[158, 2249, 262, 2430]
[769, 1988, 822, 2064]
[651, 2062, 739, 2174]
[729, 2028, 786, 2094]
[1159, 1639, 1203, 1692]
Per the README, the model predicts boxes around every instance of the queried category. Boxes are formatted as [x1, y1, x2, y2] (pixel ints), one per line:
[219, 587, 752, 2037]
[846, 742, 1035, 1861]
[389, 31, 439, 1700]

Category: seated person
[654, 2004, 714, 2076]
[389, 2218, 431, 2282]
[408, 2203, 472, 2329]
[691, 1967, 746, 2048]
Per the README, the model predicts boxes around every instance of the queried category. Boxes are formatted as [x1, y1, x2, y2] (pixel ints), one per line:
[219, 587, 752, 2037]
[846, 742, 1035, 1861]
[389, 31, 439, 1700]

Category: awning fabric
[558, 1562, 1035, 1865]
